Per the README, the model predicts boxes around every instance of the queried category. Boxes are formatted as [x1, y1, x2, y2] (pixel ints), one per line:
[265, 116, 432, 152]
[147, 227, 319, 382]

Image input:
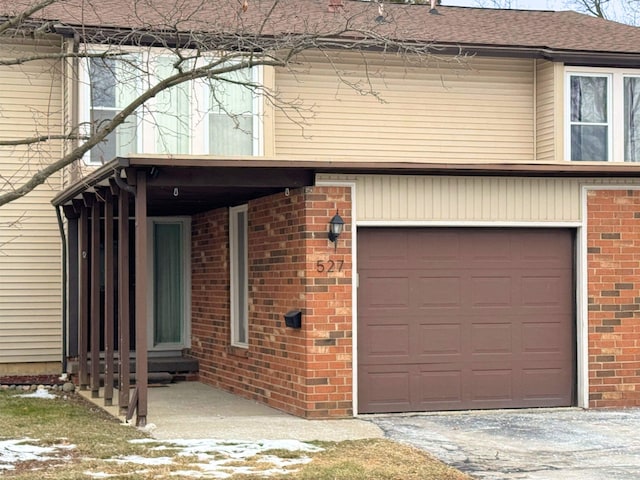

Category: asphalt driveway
[369, 409, 640, 480]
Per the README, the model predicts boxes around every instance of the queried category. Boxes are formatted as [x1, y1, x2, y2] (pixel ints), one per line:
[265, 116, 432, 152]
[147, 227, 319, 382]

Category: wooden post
[104, 190, 115, 406]
[90, 199, 101, 398]
[134, 170, 148, 427]
[118, 188, 131, 416]
[78, 205, 90, 390]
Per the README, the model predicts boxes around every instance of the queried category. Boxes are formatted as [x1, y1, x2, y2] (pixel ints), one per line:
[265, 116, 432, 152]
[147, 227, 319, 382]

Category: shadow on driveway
[368, 409, 640, 480]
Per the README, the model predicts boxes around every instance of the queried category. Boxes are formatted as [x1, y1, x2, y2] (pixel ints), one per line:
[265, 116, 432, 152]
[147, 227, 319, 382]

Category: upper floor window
[567, 69, 640, 162]
[80, 49, 262, 165]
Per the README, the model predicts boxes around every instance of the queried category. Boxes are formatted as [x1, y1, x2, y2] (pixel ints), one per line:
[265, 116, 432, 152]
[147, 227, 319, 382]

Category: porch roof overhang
[52, 155, 640, 216]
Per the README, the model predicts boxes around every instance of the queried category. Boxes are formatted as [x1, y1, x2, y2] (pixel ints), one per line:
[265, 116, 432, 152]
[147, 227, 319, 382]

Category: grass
[0, 389, 472, 479]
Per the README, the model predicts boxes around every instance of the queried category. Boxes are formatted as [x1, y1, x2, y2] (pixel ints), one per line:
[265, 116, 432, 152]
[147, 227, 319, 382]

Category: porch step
[68, 356, 199, 376]
[98, 371, 174, 386]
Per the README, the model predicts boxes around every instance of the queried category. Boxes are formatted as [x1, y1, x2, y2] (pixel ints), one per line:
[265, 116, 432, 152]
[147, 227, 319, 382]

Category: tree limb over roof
[1, 0, 640, 62]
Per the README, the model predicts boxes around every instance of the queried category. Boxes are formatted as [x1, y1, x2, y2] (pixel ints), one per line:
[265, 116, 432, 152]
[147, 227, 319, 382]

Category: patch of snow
[0, 438, 74, 470]
[108, 455, 174, 466]
[16, 388, 56, 400]
[121, 438, 323, 478]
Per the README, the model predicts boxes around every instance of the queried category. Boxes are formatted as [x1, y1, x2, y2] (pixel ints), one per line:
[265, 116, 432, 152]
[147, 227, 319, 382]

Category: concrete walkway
[81, 382, 383, 442]
[370, 408, 640, 480]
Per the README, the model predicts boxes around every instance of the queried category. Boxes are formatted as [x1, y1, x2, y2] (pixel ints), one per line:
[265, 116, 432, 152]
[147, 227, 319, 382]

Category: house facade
[3, 0, 640, 423]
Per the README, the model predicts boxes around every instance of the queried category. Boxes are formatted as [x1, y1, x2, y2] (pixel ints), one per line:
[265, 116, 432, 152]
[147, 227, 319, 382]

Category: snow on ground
[1, 438, 320, 478]
[3, 390, 322, 478]
[16, 387, 57, 399]
[0, 439, 75, 471]
[89, 439, 323, 479]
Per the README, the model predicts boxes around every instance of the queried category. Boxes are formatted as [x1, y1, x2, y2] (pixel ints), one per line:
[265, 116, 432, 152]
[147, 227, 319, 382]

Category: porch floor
[79, 381, 383, 441]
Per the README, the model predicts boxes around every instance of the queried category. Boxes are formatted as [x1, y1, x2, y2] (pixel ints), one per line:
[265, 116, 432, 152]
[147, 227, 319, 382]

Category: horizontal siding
[319, 174, 640, 223]
[536, 60, 557, 162]
[275, 52, 535, 161]
[0, 38, 63, 365]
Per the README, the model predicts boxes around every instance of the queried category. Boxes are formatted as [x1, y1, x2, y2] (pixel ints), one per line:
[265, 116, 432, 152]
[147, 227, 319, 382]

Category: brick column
[303, 186, 353, 418]
[587, 189, 640, 408]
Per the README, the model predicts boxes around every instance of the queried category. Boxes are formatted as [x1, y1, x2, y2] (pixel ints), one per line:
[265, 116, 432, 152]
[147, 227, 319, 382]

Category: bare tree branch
[0, 0, 466, 206]
[0, 133, 88, 146]
[0, 0, 56, 35]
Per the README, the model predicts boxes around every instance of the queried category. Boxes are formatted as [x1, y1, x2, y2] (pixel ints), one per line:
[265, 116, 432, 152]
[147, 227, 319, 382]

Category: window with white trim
[567, 69, 640, 162]
[229, 204, 249, 347]
[80, 49, 262, 164]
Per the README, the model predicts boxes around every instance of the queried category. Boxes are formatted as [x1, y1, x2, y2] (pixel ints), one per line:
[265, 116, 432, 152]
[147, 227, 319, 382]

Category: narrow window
[87, 57, 139, 164]
[569, 75, 609, 161]
[154, 56, 191, 154]
[624, 76, 640, 162]
[208, 68, 255, 155]
[230, 205, 249, 347]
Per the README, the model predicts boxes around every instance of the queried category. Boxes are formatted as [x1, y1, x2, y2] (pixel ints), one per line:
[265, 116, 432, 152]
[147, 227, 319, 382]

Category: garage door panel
[520, 232, 574, 264]
[464, 235, 514, 265]
[358, 365, 412, 413]
[471, 323, 513, 354]
[416, 276, 461, 308]
[471, 276, 514, 307]
[522, 368, 573, 404]
[358, 230, 410, 268]
[359, 276, 411, 311]
[521, 275, 572, 307]
[410, 232, 461, 265]
[417, 323, 462, 356]
[522, 322, 568, 353]
[359, 323, 410, 364]
[358, 228, 575, 413]
[470, 369, 513, 402]
[414, 369, 463, 408]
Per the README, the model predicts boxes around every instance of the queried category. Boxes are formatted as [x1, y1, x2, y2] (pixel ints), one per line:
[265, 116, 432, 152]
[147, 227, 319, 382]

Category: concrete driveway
[369, 409, 640, 480]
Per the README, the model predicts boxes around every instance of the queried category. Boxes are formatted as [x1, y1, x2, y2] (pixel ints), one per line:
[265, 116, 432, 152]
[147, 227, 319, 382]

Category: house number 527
[316, 259, 344, 273]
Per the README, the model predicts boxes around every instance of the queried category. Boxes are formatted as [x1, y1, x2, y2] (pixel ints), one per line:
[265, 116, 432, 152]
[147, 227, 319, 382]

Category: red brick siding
[587, 189, 640, 408]
[190, 208, 230, 388]
[190, 186, 353, 418]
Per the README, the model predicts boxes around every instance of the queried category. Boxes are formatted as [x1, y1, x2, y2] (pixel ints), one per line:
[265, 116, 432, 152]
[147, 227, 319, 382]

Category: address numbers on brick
[316, 259, 344, 273]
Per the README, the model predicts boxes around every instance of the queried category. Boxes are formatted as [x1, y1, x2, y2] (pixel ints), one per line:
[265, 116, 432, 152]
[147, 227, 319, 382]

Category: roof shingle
[2, 0, 639, 57]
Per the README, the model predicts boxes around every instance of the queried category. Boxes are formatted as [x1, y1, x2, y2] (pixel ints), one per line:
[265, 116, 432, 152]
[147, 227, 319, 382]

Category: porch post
[90, 197, 101, 398]
[103, 189, 115, 406]
[63, 204, 80, 360]
[118, 187, 131, 416]
[78, 204, 90, 390]
[134, 170, 148, 426]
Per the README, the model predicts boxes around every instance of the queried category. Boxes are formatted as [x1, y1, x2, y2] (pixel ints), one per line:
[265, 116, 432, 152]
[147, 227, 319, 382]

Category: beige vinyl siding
[276, 52, 535, 162]
[318, 174, 640, 223]
[0, 38, 64, 365]
[536, 60, 564, 162]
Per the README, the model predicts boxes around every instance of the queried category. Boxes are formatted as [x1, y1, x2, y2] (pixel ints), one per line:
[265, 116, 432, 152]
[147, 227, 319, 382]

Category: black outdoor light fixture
[328, 210, 345, 251]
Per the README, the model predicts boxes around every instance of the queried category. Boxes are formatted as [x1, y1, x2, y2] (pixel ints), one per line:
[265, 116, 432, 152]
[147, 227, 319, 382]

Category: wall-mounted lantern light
[328, 210, 345, 251]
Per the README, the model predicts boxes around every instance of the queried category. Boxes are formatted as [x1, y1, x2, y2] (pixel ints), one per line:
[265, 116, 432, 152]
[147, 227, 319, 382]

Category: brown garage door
[358, 228, 575, 414]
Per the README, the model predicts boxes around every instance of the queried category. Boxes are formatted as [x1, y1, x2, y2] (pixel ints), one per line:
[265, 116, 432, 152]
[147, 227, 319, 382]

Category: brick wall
[587, 189, 640, 408]
[190, 208, 230, 388]
[190, 185, 353, 418]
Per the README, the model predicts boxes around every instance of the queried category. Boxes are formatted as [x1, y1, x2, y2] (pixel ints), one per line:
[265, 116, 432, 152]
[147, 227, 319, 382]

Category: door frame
[146, 216, 192, 352]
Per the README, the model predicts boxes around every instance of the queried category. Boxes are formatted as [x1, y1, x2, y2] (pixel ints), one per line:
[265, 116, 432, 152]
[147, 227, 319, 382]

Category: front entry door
[149, 218, 191, 351]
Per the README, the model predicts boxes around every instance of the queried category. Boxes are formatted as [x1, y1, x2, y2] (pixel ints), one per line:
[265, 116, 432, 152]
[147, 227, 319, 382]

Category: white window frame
[229, 204, 249, 348]
[146, 216, 192, 352]
[78, 51, 144, 165]
[79, 46, 264, 165]
[565, 67, 640, 162]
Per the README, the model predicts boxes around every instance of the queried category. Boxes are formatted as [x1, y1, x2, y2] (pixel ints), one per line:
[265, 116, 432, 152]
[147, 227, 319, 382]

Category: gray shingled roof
[2, 0, 640, 57]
